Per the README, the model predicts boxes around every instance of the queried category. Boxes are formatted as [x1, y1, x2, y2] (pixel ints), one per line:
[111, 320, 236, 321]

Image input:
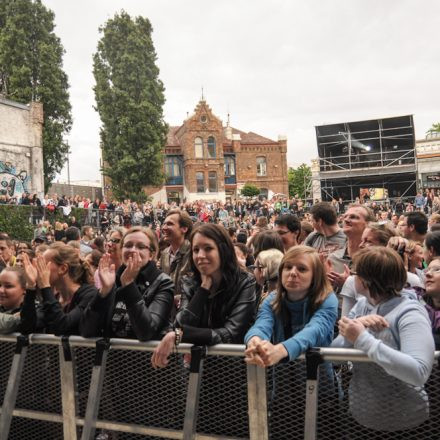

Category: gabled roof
[231, 127, 276, 144]
[167, 126, 181, 146]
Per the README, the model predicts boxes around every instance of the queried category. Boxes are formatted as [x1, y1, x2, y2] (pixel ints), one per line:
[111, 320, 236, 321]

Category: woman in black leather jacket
[152, 223, 256, 368]
[81, 227, 174, 340]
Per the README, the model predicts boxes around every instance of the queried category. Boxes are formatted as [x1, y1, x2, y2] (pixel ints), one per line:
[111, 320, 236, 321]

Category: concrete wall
[0, 98, 44, 198]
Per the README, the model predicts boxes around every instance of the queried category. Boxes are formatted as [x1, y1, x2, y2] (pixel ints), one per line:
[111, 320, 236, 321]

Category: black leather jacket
[176, 270, 256, 345]
[81, 261, 175, 341]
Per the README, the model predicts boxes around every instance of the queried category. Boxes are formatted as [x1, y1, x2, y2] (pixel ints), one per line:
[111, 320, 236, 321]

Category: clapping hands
[21, 253, 50, 289]
[98, 254, 116, 297]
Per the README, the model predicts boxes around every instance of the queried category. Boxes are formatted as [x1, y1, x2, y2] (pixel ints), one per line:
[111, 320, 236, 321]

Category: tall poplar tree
[0, 0, 72, 190]
[93, 11, 167, 200]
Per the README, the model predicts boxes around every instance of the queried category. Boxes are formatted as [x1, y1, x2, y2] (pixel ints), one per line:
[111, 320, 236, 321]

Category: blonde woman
[253, 248, 284, 305]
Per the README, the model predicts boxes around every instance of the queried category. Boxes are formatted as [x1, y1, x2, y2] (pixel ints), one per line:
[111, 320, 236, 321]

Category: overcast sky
[43, 0, 440, 183]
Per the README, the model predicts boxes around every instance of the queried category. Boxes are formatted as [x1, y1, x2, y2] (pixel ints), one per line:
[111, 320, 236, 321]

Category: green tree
[240, 183, 260, 198]
[0, 0, 72, 191]
[427, 123, 440, 135]
[288, 163, 312, 199]
[93, 11, 168, 200]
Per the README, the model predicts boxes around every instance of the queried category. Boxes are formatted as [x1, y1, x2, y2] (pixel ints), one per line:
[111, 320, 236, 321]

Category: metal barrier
[0, 334, 439, 440]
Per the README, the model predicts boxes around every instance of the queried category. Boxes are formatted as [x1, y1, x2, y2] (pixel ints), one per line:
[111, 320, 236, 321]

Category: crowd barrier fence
[0, 334, 439, 440]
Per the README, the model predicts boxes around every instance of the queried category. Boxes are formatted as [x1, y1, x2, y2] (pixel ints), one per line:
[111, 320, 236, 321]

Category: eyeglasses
[426, 267, 440, 275]
[109, 238, 121, 244]
[122, 243, 153, 251]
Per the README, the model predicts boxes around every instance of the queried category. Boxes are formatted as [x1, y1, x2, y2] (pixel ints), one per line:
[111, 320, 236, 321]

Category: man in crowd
[66, 226, 92, 256]
[0, 234, 15, 269]
[400, 212, 428, 244]
[327, 204, 374, 288]
[159, 209, 192, 303]
[81, 226, 94, 248]
[305, 202, 347, 256]
[274, 214, 301, 252]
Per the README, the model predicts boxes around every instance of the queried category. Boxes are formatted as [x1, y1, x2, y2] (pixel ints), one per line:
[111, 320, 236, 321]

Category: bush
[0, 205, 89, 241]
[0, 205, 35, 241]
[240, 183, 261, 198]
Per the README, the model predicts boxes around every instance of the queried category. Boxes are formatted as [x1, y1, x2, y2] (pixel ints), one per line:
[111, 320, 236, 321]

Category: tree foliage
[427, 123, 440, 135]
[93, 11, 168, 200]
[240, 183, 261, 198]
[288, 163, 312, 199]
[0, 0, 72, 191]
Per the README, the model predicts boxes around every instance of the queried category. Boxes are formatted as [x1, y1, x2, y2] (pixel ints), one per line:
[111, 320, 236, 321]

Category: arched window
[209, 171, 218, 192]
[256, 157, 267, 176]
[196, 172, 205, 192]
[194, 137, 203, 158]
[207, 136, 216, 158]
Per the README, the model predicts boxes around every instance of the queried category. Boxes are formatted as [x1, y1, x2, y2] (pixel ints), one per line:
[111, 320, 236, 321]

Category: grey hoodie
[332, 295, 435, 432]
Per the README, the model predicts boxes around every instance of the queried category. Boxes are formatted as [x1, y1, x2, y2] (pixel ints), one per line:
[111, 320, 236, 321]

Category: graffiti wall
[0, 161, 29, 198]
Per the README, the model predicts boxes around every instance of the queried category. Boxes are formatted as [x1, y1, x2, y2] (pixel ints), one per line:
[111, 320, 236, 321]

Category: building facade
[145, 99, 288, 204]
[416, 131, 440, 190]
[0, 97, 44, 198]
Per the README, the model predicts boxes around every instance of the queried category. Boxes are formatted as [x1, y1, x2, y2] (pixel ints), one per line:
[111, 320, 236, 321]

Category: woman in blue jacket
[245, 245, 338, 366]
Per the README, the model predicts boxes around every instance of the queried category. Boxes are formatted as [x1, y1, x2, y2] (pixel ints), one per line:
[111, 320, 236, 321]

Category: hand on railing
[151, 330, 176, 369]
[245, 337, 288, 367]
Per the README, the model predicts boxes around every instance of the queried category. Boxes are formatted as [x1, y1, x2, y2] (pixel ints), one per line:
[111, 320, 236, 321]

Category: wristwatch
[174, 327, 183, 346]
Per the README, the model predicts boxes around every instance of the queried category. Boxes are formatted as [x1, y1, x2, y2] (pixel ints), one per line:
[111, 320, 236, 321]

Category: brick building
[145, 99, 288, 204]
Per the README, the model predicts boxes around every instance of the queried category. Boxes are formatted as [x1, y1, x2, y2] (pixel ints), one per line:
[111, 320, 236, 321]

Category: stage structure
[315, 115, 416, 202]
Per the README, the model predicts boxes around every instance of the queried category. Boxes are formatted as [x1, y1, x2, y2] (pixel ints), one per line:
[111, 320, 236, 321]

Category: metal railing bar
[195, 435, 246, 440]
[59, 338, 78, 440]
[81, 339, 110, 440]
[183, 346, 205, 440]
[247, 364, 268, 440]
[0, 335, 29, 439]
[88, 419, 183, 438]
[9, 409, 64, 423]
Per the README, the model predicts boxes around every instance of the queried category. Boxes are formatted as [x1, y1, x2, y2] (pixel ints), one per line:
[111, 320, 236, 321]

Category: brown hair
[121, 226, 159, 260]
[366, 222, 397, 246]
[347, 204, 375, 222]
[46, 242, 93, 285]
[2, 266, 26, 289]
[165, 209, 193, 239]
[272, 245, 332, 316]
[353, 246, 406, 301]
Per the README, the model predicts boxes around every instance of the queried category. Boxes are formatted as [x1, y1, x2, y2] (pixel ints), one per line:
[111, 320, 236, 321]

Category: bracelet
[174, 328, 182, 346]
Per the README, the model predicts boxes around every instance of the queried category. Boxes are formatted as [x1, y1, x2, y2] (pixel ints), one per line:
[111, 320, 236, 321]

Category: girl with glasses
[81, 226, 174, 340]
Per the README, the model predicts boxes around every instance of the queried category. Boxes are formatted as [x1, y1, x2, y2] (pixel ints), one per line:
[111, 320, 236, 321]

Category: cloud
[43, 0, 440, 182]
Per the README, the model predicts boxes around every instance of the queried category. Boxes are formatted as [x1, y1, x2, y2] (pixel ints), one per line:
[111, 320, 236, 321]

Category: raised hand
[35, 254, 51, 289]
[98, 253, 116, 297]
[21, 252, 38, 289]
[120, 253, 143, 287]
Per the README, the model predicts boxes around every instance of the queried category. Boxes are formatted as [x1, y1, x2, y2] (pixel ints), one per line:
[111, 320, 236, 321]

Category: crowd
[2, 195, 440, 438]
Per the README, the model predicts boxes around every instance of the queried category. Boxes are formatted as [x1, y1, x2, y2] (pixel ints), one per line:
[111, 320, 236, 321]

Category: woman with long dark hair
[152, 223, 256, 368]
